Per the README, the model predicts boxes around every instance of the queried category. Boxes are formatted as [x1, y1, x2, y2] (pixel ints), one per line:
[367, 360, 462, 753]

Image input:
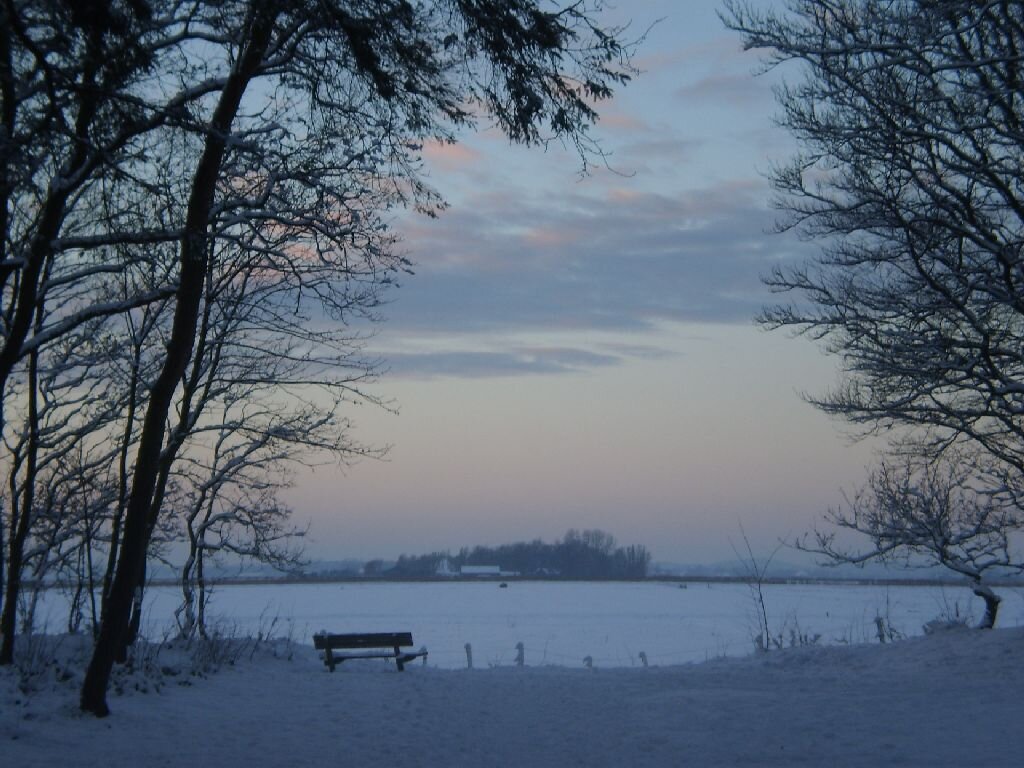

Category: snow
[32, 580, 1024, 668]
[3, 625, 1023, 767]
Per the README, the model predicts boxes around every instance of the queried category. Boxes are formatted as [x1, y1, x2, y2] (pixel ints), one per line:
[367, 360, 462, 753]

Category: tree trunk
[116, 452, 185, 655]
[0, 347, 41, 663]
[115, 558, 145, 665]
[119, 222, 217, 658]
[68, 549, 85, 634]
[79, 4, 277, 716]
[197, 547, 208, 638]
[0, 510, 28, 663]
[973, 583, 1001, 629]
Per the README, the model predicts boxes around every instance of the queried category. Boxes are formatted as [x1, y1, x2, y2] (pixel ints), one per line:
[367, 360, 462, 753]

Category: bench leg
[325, 647, 336, 672]
[395, 646, 404, 671]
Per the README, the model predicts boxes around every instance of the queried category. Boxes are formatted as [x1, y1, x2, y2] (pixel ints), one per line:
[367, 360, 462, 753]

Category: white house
[460, 565, 501, 577]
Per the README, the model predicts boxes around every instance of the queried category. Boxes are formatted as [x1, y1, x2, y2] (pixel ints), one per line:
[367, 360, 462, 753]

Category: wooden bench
[312, 632, 427, 672]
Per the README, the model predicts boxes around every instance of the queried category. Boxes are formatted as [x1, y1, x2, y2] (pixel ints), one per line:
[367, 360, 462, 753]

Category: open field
[31, 580, 1024, 668]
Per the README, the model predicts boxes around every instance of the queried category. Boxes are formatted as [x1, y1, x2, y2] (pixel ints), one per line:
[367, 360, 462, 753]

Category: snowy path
[4, 627, 1022, 767]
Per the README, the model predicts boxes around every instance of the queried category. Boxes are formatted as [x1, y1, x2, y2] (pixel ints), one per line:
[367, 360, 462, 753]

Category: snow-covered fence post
[639, 651, 648, 668]
[465, 643, 473, 669]
[515, 642, 524, 667]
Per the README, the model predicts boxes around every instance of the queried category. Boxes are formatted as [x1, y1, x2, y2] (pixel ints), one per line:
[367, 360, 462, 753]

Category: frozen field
[9, 583, 1024, 766]
[34, 580, 1024, 667]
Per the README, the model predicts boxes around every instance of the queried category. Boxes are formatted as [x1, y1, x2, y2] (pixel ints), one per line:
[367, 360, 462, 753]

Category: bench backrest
[313, 632, 414, 650]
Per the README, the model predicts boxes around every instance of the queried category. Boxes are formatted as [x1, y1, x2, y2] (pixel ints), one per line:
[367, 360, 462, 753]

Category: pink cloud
[522, 227, 577, 248]
[598, 109, 649, 134]
[422, 140, 482, 172]
[607, 187, 643, 203]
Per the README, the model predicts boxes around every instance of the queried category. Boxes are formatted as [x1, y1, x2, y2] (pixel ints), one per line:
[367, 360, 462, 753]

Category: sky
[289, 0, 880, 565]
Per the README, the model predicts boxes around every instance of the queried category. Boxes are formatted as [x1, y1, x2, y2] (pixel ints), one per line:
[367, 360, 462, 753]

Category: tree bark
[79, 3, 278, 716]
[973, 583, 1002, 629]
[120, 288, 216, 654]
[0, 346, 39, 663]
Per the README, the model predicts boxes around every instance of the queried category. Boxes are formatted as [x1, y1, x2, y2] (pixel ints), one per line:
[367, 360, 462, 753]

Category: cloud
[673, 72, 775, 107]
[384, 346, 622, 380]
[384, 177, 809, 342]
[615, 136, 703, 168]
[422, 140, 483, 172]
[634, 34, 743, 74]
[360, 10, 807, 382]
[595, 341, 675, 360]
[597, 109, 651, 134]
[635, 30, 758, 76]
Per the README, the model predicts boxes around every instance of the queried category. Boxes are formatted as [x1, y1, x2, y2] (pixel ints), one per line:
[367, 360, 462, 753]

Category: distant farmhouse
[436, 560, 518, 578]
[461, 565, 501, 577]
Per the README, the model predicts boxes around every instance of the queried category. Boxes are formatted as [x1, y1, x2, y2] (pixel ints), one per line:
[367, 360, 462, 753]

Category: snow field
[3, 625, 1023, 767]
[30, 580, 1022, 668]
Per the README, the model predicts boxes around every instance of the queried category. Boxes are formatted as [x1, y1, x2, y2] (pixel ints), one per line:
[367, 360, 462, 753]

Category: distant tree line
[388, 529, 651, 579]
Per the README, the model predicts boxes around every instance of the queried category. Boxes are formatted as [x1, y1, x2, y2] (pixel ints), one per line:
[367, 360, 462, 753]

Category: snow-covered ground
[3, 625, 1023, 767]
[30, 579, 1024, 667]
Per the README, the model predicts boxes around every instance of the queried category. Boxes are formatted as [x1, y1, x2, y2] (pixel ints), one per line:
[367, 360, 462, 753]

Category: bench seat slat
[314, 632, 414, 650]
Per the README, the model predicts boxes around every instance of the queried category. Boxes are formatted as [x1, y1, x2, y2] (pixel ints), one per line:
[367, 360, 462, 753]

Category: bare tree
[79, 0, 635, 717]
[723, 0, 1024, 592]
[21, 438, 118, 638]
[723, 0, 1024, 468]
[730, 524, 783, 651]
[0, 321, 124, 659]
[0, 1, 237, 661]
[0, 0, 195, 426]
[165, 245, 379, 639]
[801, 455, 1020, 628]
